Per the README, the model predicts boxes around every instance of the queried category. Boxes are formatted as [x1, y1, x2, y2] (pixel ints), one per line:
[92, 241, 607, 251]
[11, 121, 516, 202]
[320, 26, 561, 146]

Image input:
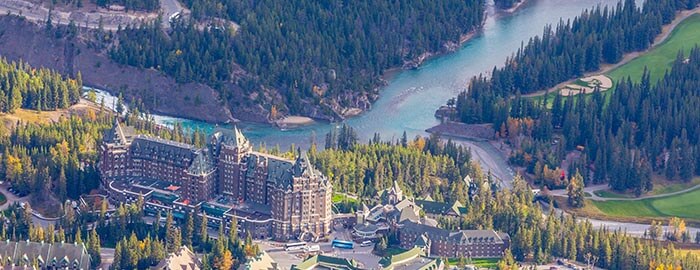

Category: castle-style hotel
[98, 120, 332, 241]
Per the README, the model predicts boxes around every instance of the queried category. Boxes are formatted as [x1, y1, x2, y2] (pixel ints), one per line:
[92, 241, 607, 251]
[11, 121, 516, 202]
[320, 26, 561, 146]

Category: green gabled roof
[379, 247, 423, 268]
[450, 201, 468, 215]
[292, 255, 364, 270]
[415, 199, 461, 216]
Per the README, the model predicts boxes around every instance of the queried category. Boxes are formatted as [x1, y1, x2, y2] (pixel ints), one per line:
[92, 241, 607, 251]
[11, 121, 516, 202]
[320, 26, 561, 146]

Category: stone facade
[99, 120, 332, 241]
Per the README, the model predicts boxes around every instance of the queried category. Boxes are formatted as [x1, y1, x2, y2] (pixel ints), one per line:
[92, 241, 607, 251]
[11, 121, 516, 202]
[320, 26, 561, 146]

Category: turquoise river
[91, 0, 632, 184]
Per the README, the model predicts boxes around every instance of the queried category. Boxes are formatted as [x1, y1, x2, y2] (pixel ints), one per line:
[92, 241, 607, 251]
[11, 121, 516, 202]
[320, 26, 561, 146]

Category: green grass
[590, 188, 700, 220]
[0, 192, 6, 206]
[607, 14, 700, 84]
[332, 193, 358, 204]
[530, 14, 700, 106]
[593, 190, 634, 199]
[649, 177, 700, 196]
[447, 257, 499, 267]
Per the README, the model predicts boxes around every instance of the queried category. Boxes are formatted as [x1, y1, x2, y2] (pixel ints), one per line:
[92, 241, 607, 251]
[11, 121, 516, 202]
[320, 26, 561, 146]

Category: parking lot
[263, 221, 381, 269]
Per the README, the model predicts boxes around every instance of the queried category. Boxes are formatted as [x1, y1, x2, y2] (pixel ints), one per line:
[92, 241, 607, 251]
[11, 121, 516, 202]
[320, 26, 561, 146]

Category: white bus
[306, 245, 320, 252]
[285, 242, 307, 251]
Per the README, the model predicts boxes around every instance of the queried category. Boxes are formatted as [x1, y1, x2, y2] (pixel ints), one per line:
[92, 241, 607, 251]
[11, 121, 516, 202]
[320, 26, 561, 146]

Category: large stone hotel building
[98, 120, 332, 241]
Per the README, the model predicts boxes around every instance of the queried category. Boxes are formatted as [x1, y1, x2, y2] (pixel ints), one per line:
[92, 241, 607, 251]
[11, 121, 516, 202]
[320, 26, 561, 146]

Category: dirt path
[523, 6, 700, 98]
[0, 0, 158, 30]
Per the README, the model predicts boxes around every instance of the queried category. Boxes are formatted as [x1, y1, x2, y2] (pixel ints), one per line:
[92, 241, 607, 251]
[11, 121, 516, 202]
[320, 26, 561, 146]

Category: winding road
[0, 184, 62, 227]
[549, 183, 700, 201]
[540, 202, 700, 240]
[545, 183, 700, 239]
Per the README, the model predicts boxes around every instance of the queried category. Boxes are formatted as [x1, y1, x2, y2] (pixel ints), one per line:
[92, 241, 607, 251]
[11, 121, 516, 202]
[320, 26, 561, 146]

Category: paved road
[159, 0, 188, 29]
[0, 184, 29, 211]
[0, 0, 157, 30]
[540, 202, 700, 240]
[453, 138, 515, 189]
[548, 183, 700, 201]
[0, 184, 61, 227]
[100, 248, 115, 270]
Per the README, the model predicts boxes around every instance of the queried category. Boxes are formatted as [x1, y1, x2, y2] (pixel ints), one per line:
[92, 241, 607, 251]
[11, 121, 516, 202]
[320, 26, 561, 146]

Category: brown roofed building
[99, 122, 332, 241]
[398, 221, 509, 258]
[0, 240, 91, 269]
[154, 246, 201, 270]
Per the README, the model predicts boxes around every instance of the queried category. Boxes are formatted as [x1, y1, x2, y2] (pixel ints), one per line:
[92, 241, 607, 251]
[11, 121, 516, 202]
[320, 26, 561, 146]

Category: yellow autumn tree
[213, 250, 233, 270]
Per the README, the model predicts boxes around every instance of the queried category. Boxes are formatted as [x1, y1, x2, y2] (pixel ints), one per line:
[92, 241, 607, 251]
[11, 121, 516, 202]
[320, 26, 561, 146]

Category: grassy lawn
[590, 188, 700, 220]
[593, 177, 700, 198]
[332, 192, 358, 204]
[649, 177, 700, 196]
[593, 190, 634, 199]
[607, 14, 700, 84]
[447, 257, 499, 268]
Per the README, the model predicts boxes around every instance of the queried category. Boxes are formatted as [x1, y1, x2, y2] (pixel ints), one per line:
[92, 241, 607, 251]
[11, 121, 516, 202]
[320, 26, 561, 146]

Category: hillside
[0, 15, 234, 123]
[108, 0, 487, 123]
[0, 1, 487, 125]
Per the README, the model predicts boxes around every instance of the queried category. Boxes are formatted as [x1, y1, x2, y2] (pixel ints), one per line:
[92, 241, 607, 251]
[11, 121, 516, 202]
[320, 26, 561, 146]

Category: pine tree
[184, 212, 195, 248]
[112, 241, 123, 270]
[228, 217, 238, 244]
[199, 213, 208, 245]
[88, 228, 101, 268]
[567, 171, 585, 208]
[165, 211, 181, 253]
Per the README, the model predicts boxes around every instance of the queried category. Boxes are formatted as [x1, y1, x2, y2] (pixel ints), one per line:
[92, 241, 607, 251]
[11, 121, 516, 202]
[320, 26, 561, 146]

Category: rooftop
[0, 240, 91, 269]
[400, 220, 506, 245]
[154, 245, 201, 270]
[292, 255, 363, 270]
[415, 199, 466, 216]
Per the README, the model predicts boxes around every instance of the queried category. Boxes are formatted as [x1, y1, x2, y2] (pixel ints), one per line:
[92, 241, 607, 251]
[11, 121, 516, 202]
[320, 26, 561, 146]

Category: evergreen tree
[184, 212, 195, 248]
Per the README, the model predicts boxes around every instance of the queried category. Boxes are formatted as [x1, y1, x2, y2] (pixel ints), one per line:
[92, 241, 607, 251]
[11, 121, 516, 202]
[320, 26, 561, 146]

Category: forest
[509, 49, 700, 193]
[0, 57, 82, 113]
[108, 0, 485, 116]
[448, 0, 700, 193]
[312, 128, 479, 203]
[310, 127, 700, 269]
[455, 0, 696, 124]
[108, 20, 237, 87]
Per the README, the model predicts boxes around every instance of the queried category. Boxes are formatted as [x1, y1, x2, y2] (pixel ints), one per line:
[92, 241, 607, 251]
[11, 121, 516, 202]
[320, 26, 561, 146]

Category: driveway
[0, 183, 29, 211]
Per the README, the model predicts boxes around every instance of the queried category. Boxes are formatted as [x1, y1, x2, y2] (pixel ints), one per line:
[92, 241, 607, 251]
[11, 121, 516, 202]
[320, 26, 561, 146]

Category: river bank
[275, 116, 316, 129]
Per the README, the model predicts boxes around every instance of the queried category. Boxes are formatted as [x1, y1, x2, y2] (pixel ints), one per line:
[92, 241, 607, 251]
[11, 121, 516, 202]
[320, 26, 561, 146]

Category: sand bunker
[559, 75, 613, 96]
